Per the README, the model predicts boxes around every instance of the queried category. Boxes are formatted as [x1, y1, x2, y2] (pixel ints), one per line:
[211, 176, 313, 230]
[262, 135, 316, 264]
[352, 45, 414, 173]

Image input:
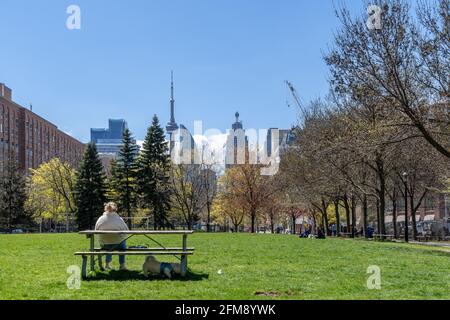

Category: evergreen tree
[74, 143, 107, 230]
[138, 115, 172, 229]
[0, 153, 27, 229]
[111, 128, 138, 229]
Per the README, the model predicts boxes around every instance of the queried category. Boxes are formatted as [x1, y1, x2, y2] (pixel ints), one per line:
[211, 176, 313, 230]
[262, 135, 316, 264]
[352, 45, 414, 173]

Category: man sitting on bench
[95, 202, 129, 271]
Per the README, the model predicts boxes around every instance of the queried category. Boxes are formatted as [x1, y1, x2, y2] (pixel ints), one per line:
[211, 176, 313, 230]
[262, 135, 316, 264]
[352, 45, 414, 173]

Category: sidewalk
[410, 241, 450, 249]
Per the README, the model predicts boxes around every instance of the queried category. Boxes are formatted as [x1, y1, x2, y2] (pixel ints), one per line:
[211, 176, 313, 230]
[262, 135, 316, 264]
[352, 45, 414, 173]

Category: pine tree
[74, 143, 107, 230]
[0, 153, 27, 230]
[138, 115, 172, 229]
[111, 128, 138, 229]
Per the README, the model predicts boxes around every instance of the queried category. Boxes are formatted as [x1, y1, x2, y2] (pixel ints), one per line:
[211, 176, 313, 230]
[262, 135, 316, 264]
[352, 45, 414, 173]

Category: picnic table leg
[89, 235, 95, 272]
[81, 255, 87, 279]
[181, 234, 187, 277]
[98, 255, 104, 271]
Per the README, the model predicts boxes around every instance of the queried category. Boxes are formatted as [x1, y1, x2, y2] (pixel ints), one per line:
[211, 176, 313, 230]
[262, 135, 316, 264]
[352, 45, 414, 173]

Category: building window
[445, 195, 450, 218]
[425, 196, 436, 211]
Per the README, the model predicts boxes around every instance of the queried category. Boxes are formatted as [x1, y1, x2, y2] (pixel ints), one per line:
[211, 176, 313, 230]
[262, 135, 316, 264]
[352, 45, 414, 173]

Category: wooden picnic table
[75, 230, 195, 278]
[373, 234, 396, 240]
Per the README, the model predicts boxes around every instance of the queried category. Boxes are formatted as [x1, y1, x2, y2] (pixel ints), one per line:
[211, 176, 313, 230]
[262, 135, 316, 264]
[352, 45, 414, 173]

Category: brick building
[352, 192, 450, 236]
[383, 193, 450, 228]
[0, 83, 85, 172]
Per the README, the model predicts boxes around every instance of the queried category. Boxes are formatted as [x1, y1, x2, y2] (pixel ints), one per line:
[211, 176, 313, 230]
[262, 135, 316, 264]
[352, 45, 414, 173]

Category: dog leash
[144, 235, 182, 262]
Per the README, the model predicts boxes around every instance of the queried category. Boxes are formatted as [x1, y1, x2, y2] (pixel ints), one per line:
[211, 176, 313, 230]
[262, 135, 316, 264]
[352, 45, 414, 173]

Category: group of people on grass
[299, 223, 375, 239]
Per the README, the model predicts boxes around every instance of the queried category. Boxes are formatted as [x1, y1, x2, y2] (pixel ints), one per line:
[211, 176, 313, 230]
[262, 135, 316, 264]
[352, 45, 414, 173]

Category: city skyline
[0, 0, 370, 143]
[0, 0, 448, 305]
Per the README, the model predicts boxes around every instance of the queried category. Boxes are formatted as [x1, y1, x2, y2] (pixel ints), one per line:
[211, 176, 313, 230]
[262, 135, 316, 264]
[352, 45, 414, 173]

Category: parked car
[416, 222, 426, 236]
[11, 229, 24, 234]
[444, 218, 450, 236]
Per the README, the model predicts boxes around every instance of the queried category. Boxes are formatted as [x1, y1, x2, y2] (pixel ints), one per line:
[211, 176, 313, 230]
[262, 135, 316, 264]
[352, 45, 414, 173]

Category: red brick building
[0, 83, 85, 172]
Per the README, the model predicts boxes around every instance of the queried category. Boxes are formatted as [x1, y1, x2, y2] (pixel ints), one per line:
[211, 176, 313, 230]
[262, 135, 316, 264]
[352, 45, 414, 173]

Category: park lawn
[0, 233, 449, 300]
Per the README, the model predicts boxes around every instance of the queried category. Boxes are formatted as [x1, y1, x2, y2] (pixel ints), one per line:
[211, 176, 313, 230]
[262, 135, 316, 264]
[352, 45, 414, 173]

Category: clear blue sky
[1, 0, 366, 143]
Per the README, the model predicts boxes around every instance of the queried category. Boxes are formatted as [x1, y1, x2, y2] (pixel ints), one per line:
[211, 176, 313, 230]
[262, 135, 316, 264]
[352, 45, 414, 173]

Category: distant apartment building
[0, 83, 85, 172]
[266, 128, 296, 158]
[224, 115, 297, 170]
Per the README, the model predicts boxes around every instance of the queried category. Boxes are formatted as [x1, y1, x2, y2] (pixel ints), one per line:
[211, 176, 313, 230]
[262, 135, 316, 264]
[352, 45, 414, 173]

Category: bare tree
[198, 145, 219, 232]
[170, 164, 205, 229]
[326, 0, 450, 159]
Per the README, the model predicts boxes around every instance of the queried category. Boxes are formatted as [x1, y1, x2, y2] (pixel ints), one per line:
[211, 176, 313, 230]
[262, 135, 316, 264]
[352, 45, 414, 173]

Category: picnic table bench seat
[75, 251, 195, 256]
[91, 247, 195, 251]
[373, 234, 396, 239]
[75, 230, 195, 279]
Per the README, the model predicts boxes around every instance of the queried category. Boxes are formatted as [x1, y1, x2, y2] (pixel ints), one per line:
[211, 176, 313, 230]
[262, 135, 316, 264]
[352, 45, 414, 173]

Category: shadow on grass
[85, 269, 209, 282]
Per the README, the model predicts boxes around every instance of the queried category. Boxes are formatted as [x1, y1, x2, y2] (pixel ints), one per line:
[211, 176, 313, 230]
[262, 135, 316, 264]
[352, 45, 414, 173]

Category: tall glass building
[90, 119, 129, 156]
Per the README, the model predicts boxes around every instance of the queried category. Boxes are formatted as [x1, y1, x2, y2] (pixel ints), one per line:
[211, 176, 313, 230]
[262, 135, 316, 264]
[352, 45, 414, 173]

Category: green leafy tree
[74, 143, 107, 230]
[0, 153, 28, 229]
[111, 128, 138, 229]
[26, 158, 77, 224]
[138, 115, 172, 229]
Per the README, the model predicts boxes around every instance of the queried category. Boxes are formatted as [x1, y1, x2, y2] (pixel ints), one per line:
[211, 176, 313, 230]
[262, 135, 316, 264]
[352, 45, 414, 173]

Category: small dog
[142, 255, 181, 279]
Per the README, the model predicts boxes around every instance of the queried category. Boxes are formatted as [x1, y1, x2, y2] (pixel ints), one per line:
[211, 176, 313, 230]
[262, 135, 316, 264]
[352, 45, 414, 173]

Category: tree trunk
[410, 194, 418, 241]
[270, 210, 275, 234]
[351, 195, 357, 238]
[291, 213, 296, 235]
[343, 194, 351, 234]
[376, 157, 386, 237]
[311, 212, 316, 234]
[404, 184, 409, 243]
[321, 198, 329, 235]
[251, 209, 256, 233]
[127, 207, 132, 230]
[376, 199, 381, 235]
[334, 198, 341, 237]
[206, 201, 211, 232]
[363, 195, 368, 238]
[392, 197, 398, 239]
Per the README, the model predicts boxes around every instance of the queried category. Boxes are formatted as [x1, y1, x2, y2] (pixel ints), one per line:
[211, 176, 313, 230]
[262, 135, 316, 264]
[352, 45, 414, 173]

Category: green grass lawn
[0, 233, 449, 300]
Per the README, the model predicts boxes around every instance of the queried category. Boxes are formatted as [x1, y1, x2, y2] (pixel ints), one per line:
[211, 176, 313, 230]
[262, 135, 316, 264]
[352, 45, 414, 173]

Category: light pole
[403, 172, 409, 243]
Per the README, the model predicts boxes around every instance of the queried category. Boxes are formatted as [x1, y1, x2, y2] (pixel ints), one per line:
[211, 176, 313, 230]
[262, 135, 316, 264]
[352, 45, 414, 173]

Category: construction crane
[285, 80, 307, 116]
